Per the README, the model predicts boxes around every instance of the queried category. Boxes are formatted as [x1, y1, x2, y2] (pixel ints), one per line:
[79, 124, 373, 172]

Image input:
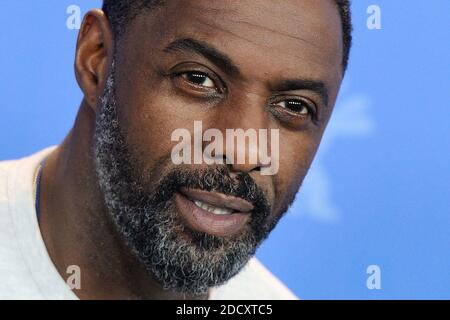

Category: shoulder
[210, 257, 298, 300]
[0, 149, 49, 213]
[0, 157, 17, 214]
[0, 157, 34, 298]
[0, 147, 59, 299]
[0, 158, 16, 186]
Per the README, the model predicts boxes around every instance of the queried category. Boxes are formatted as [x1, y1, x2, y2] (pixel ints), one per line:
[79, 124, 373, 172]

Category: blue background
[1, 1, 449, 299]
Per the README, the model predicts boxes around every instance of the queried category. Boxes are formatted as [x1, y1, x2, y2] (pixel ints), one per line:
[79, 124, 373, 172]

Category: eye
[180, 71, 216, 89]
[274, 99, 313, 116]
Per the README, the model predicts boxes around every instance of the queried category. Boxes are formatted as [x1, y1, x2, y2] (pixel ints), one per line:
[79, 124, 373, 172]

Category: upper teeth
[193, 200, 234, 215]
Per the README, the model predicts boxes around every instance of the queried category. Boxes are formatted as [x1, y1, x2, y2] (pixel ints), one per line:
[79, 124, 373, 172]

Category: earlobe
[74, 9, 113, 112]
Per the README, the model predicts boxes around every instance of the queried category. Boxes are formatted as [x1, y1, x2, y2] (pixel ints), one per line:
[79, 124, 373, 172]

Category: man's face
[94, 0, 343, 294]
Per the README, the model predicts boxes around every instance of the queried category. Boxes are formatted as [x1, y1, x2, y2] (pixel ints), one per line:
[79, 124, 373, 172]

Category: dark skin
[38, 0, 343, 299]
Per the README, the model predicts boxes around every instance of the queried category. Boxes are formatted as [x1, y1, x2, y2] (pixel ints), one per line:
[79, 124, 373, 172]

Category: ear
[74, 9, 114, 112]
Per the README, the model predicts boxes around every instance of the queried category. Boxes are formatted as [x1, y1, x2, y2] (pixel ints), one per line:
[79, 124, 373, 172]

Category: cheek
[114, 73, 213, 174]
[112, 47, 185, 167]
[272, 130, 322, 215]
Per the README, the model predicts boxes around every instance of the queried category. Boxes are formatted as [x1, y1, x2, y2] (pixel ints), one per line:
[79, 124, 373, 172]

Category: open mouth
[191, 199, 235, 215]
[174, 187, 254, 237]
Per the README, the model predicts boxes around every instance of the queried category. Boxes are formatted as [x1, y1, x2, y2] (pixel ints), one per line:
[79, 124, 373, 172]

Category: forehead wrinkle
[158, 1, 342, 74]
[227, 18, 322, 50]
[182, 0, 338, 52]
[186, 2, 239, 16]
[192, 17, 339, 74]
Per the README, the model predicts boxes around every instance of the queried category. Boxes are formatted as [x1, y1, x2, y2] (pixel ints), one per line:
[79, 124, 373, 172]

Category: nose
[206, 92, 274, 174]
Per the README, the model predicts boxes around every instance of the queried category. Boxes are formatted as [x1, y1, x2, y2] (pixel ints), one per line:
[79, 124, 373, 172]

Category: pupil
[287, 100, 304, 112]
[187, 72, 206, 85]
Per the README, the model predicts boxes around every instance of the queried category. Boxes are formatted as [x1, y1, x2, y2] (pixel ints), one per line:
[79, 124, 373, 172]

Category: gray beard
[92, 60, 279, 295]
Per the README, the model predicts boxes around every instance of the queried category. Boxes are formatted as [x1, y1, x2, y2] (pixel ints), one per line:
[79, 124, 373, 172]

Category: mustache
[150, 165, 271, 215]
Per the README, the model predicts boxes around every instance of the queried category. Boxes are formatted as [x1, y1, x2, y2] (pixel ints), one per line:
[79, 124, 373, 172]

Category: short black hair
[102, 0, 352, 71]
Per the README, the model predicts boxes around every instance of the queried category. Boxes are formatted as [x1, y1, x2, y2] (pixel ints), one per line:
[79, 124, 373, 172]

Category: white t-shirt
[0, 147, 297, 300]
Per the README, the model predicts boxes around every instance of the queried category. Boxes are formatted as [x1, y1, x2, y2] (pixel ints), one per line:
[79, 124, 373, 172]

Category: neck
[38, 100, 208, 300]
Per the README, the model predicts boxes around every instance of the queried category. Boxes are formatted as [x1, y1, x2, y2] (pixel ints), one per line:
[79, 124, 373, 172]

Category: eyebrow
[272, 79, 329, 107]
[164, 38, 242, 78]
[164, 37, 329, 107]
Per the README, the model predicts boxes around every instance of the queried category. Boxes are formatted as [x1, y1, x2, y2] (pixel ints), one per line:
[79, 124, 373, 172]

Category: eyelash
[174, 70, 225, 95]
[175, 70, 318, 122]
[270, 98, 317, 119]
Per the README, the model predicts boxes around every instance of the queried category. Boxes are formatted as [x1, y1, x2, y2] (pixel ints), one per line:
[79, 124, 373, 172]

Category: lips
[174, 188, 254, 237]
[180, 187, 254, 212]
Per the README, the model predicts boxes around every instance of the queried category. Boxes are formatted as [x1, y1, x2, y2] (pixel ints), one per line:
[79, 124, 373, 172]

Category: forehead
[126, 0, 343, 86]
